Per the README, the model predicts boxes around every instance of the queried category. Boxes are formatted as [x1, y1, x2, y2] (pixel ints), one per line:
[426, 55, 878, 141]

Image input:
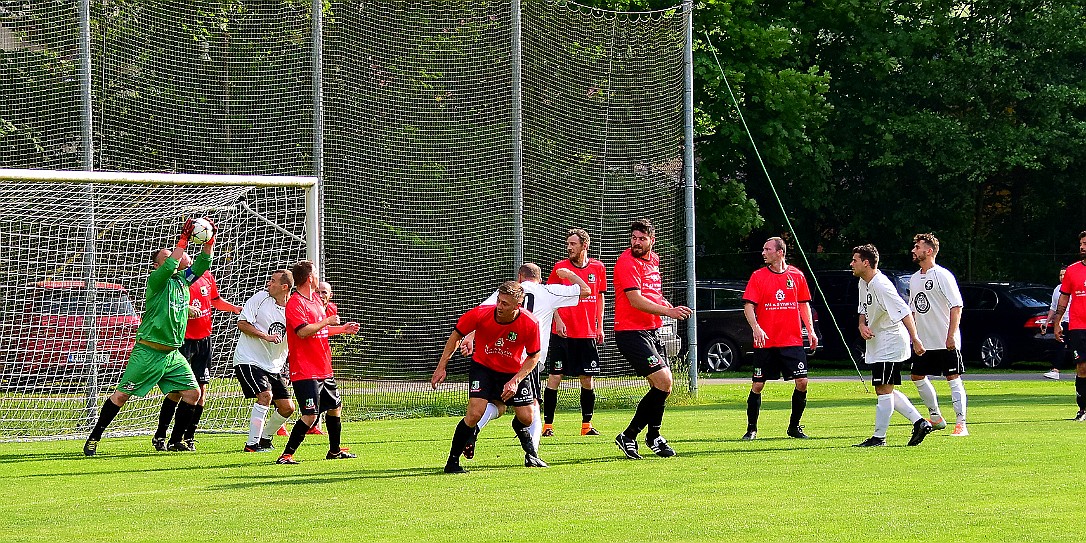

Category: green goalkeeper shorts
[116, 343, 199, 397]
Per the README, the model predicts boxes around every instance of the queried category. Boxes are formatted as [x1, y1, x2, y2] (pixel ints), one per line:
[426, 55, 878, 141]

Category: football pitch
[2, 379, 1083, 543]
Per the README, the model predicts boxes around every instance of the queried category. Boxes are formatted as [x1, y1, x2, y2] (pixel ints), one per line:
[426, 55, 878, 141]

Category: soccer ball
[190, 218, 214, 245]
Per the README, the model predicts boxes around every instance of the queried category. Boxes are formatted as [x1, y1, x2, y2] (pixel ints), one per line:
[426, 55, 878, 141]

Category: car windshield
[36, 288, 136, 316]
[1009, 287, 1051, 309]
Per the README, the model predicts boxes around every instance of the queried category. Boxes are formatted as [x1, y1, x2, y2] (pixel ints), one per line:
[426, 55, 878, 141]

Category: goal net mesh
[0, 0, 688, 440]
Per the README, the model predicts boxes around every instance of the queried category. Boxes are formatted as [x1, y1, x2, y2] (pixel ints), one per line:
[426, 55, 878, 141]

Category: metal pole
[682, 0, 698, 395]
[311, 0, 324, 275]
[79, 0, 101, 424]
[511, 0, 524, 271]
[79, 0, 93, 170]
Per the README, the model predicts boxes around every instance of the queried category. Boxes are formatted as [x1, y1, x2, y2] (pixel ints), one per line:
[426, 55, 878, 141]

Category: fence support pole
[682, 0, 698, 395]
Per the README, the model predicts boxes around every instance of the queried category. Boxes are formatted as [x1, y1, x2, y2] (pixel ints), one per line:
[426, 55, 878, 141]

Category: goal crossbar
[0, 169, 318, 188]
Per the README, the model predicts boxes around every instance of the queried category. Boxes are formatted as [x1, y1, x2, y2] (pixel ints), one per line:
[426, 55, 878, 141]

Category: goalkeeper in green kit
[83, 219, 217, 456]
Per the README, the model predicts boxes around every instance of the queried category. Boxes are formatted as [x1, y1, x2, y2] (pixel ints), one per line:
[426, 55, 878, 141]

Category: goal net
[0, 173, 313, 440]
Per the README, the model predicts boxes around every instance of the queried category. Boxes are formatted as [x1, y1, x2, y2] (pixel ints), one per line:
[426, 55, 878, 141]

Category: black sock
[89, 398, 122, 440]
[170, 402, 194, 444]
[580, 387, 595, 423]
[1077, 377, 1086, 411]
[184, 404, 204, 442]
[448, 419, 474, 464]
[283, 419, 311, 456]
[326, 415, 342, 452]
[154, 397, 178, 439]
[790, 389, 808, 428]
[512, 416, 536, 456]
[644, 387, 670, 441]
[625, 387, 667, 439]
[746, 391, 762, 432]
[543, 387, 558, 424]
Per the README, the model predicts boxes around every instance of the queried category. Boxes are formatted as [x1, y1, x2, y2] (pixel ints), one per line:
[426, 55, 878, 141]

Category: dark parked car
[959, 282, 1059, 368]
[807, 269, 912, 360]
[693, 280, 821, 372]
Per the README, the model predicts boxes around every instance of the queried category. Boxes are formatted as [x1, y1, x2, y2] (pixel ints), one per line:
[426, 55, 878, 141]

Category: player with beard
[851, 244, 935, 447]
[613, 219, 692, 459]
[234, 269, 295, 452]
[907, 233, 969, 436]
[740, 237, 817, 441]
[542, 228, 607, 437]
[1050, 231, 1086, 421]
[432, 281, 546, 473]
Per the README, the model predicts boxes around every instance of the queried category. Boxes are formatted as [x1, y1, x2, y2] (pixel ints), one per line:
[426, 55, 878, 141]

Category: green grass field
[2, 379, 1084, 543]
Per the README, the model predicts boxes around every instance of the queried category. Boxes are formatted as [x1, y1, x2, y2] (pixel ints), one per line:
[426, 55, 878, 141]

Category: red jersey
[285, 291, 333, 381]
[455, 305, 541, 373]
[185, 272, 220, 340]
[1060, 261, 1086, 330]
[325, 301, 338, 316]
[548, 258, 607, 338]
[742, 265, 812, 348]
[613, 248, 664, 331]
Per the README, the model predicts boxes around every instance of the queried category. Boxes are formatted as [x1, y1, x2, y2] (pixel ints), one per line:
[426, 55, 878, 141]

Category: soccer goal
[0, 169, 317, 440]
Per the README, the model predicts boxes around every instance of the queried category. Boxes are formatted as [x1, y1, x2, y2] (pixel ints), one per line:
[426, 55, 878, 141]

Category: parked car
[0, 281, 140, 388]
[692, 280, 821, 372]
[959, 282, 1059, 368]
[808, 269, 912, 361]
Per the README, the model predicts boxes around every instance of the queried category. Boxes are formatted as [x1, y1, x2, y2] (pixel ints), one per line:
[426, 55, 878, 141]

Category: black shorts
[614, 330, 669, 377]
[751, 346, 809, 382]
[546, 336, 602, 376]
[526, 364, 543, 402]
[870, 362, 904, 386]
[293, 378, 341, 416]
[909, 349, 966, 377]
[1066, 330, 1086, 362]
[180, 337, 212, 384]
[468, 361, 534, 407]
[235, 364, 292, 400]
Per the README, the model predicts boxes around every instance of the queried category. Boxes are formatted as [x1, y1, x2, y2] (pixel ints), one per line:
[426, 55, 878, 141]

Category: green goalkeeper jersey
[135, 252, 211, 348]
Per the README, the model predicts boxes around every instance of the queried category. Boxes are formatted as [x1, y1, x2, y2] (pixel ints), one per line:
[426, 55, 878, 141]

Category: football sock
[477, 402, 500, 430]
[746, 390, 762, 432]
[89, 398, 122, 440]
[529, 403, 542, 451]
[153, 397, 178, 439]
[1076, 377, 1086, 410]
[892, 389, 923, 423]
[262, 407, 291, 441]
[580, 388, 595, 423]
[644, 387, 670, 442]
[283, 419, 311, 456]
[874, 393, 893, 438]
[543, 387, 559, 425]
[947, 377, 967, 422]
[623, 387, 656, 439]
[913, 377, 941, 418]
[512, 416, 537, 456]
[247, 403, 270, 445]
[789, 388, 807, 428]
[184, 404, 204, 442]
[448, 419, 474, 463]
[170, 401, 195, 444]
[326, 415, 343, 452]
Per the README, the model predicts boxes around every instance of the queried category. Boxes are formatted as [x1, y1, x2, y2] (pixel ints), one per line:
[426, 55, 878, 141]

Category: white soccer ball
[190, 218, 214, 245]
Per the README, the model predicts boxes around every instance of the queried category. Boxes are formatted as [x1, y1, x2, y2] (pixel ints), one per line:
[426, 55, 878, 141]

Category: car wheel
[704, 337, 740, 372]
[980, 334, 1009, 368]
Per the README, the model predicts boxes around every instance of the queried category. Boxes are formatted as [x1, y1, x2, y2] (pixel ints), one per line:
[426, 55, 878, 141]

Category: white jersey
[233, 290, 288, 373]
[909, 264, 964, 350]
[484, 281, 581, 363]
[1051, 285, 1071, 324]
[859, 271, 912, 364]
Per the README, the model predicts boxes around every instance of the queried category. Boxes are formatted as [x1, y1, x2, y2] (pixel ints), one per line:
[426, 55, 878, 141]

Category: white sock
[477, 402, 500, 430]
[247, 403, 269, 445]
[530, 403, 542, 452]
[262, 406, 290, 441]
[874, 394, 893, 438]
[948, 377, 967, 423]
[913, 377, 941, 418]
[892, 389, 923, 423]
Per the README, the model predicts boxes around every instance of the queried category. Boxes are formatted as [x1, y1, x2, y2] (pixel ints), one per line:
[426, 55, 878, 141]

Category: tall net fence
[0, 0, 690, 440]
